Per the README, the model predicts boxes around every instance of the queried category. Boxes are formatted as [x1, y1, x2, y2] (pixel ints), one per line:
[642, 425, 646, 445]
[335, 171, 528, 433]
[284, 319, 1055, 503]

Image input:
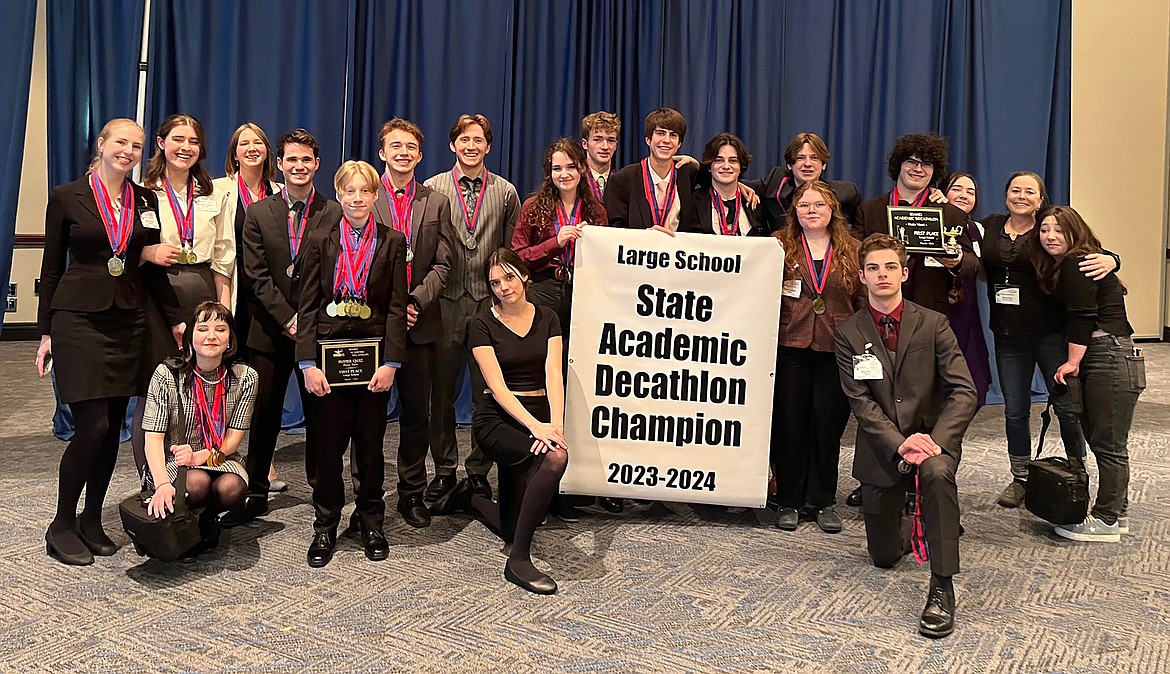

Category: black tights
[53, 397, 129, 529]
[182, 470, 247, 513]
[472, 450, 568, 582]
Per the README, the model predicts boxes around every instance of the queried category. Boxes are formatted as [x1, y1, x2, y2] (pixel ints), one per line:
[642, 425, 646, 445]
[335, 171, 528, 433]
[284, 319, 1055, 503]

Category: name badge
[194, 196, 218, 212]
[782, 279, 802, 299]
[924, 256, 945, 268]
[994, 285, 1020, 306]
[140, 211, 160, 230]
[853, 353, 883, 380]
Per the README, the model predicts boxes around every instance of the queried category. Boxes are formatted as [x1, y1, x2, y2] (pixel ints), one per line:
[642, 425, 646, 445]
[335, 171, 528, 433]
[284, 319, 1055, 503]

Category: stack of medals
[285, 188, 315, 278]
[191, 366, 227, 467]
[382, 174, 415, 285]
[553, 198, 581, 283]
[640, 158, 678, 231]
[90, 172, 135, 277]
[326, 215, 376, 320]
[801, 232, 834, 315]
[165, 178, 198, 263]
[711, 188, 741, 236]
[451, 168, 487, 250]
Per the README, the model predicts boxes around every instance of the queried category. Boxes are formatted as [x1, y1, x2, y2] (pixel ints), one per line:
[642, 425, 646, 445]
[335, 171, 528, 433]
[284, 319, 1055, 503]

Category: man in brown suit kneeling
[835, 233, 977, 639]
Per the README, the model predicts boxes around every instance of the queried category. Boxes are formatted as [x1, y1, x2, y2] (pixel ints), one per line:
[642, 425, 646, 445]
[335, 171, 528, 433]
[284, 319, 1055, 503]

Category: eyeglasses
[796, 201, 829, 211]
[902, 158, 932, 169]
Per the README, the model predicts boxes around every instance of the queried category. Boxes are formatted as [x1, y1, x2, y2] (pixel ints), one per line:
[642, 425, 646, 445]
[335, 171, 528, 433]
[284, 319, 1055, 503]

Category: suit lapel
[74, 180, 103, 221]
[893, 304, 922, 376]
[856, 312, 895, 379]
[409, 190, 426, 249]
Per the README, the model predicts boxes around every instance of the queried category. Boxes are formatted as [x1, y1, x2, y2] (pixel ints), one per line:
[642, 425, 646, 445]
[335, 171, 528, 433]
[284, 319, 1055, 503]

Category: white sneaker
[1055, 515, 1121, 542]
[1117, 516, 1129, 534]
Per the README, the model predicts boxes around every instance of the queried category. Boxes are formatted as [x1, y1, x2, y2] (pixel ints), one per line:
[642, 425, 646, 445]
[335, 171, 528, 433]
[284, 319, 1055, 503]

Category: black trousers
[395, 338, 435, 496]
[861, 454, 960, 577]
[307, 386, 390, 533]
[771, 346, 851, 509]
[246, 346, 312, 496]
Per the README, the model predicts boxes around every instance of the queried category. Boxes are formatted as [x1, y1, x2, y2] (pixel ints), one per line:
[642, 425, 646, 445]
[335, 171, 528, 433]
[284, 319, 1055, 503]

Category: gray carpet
[1, 340, 1168, 673]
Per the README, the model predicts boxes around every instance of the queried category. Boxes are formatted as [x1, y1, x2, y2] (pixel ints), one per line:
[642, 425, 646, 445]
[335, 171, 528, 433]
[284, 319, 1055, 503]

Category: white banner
[561, 227, 784, 507]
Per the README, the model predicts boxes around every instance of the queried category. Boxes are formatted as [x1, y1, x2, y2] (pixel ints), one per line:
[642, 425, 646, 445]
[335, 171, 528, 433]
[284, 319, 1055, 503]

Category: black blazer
[854, 193, 980, 314]
[604, 161, 700, 232]
[834, 301, 977, 488]
[242, 191, 342, 354]
[296, 220, 409, 365]
[686, 187, 768, 237]
[38, 176, 182, 334]
[743, 167, 861, 233]
[372, 180, 454, 345]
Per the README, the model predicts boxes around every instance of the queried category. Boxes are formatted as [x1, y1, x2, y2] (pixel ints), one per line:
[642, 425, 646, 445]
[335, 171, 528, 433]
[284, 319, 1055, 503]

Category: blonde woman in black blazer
[36, 118, 184, 566]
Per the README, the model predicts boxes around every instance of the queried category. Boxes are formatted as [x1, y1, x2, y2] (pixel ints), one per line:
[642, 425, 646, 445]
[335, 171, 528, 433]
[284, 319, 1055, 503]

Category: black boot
[918, 574, 956, 638]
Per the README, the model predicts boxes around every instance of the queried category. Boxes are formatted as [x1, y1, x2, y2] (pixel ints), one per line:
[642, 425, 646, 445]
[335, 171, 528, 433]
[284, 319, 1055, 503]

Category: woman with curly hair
[771, 180, 866, 532]
[511, 138, 607, 349]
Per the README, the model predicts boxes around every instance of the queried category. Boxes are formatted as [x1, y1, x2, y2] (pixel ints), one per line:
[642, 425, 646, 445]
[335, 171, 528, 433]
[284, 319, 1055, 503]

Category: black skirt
[145, 263, 218, 364]
[51, 307, 148, 403]
[473, 395, 551, 468]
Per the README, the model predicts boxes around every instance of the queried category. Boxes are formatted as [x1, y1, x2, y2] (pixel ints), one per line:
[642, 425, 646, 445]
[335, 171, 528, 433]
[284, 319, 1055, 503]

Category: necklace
[194, 366, 227, 385]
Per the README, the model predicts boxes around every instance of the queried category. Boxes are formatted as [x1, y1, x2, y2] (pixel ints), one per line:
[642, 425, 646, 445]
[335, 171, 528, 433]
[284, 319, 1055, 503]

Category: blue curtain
[0, 0, 37, 340]
[45, 0, 145, 187]
[145, 0, 352, 194]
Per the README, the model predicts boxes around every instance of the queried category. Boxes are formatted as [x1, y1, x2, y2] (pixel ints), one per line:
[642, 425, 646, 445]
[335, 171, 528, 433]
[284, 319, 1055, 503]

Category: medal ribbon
[237, 173, 267, 211]
[451, 168, 488, 236]
[163, 178, 196, 248]
[890, 185, 929, 207]
[911, 474, 930, 563]
[774, 175, 792, 207]
[584, 172, 603, 201]
[382, 174, 416, 287]
[283, 188, 315, 260]
[89, 173, 135, 257]
[554, 198, 582, 267]
[801, 233, 834, 299]
[191, 369, 226, 452]
[333, 215, 376, 302]
[710, 189, 741, 236]
[640, 159, 677, 229]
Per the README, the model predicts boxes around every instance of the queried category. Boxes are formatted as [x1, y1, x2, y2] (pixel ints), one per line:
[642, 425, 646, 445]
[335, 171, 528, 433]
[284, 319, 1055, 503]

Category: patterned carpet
[1, 340, 1168, 673]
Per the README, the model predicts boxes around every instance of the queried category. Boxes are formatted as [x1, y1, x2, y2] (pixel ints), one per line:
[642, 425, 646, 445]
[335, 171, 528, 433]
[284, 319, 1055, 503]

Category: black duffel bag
[1025, 403, 1089, 526]
[119, 364, 201, 560]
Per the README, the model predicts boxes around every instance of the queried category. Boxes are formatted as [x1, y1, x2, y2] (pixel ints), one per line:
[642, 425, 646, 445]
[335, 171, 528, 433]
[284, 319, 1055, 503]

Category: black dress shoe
[814, 506, 843, 534]
[467, 474, 493, 500]
[218, 494, 268, 528]
[78, 512, 118, 556]
[397, 493, 432, 528]
[552, 505, 584, 523]
[775, 507, 799, 531]
[307, 531, 336, 568]
[423, 474, 456, 501]
[46, 526, 94, 566]
[846, 486, 863, 507]
[361, 526, 389, 562]
[430, 478, 474, 515]
[598, 497, 624, 513]
[919, 577, 956, 638]
[504, 562, 558, 595]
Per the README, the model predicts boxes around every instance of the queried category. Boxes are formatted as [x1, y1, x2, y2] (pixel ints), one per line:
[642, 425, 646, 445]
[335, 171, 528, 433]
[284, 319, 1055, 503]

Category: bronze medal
[358, 303, 372, 320]
[948, 287, 963, 305]
[107, 257, 125, 277]
[326, 302, 338, 317]
[812, 297, 827, 315]
[464, 235, 477, 250]
[554, 266, 571, 283]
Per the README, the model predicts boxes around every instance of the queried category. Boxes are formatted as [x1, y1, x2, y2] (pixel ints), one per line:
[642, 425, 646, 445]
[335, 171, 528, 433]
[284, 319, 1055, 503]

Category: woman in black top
[36, 118, 180, 565]
[1036, 206, 1143, 541]
[449, 248, 568, 595]
[980, 172, 1115, 508]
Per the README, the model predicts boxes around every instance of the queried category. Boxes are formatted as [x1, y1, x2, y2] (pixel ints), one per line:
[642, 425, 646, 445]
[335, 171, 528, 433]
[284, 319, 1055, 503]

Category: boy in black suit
[604, 107, 700, 234]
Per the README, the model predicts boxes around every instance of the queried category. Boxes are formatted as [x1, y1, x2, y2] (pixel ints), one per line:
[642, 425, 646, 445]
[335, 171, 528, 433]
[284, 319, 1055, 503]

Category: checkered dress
[141, 362, 258, 490]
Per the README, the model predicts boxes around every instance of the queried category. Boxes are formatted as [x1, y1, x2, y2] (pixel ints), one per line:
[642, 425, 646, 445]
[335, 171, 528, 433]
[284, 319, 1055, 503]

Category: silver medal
[405, 247, 414, 262]
[286, 264, 295, 278]
[107, 257, 125, 277]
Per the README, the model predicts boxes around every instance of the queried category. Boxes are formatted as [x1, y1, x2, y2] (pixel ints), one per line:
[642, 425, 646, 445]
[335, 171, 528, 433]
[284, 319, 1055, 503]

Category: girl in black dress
[451, 248, 569, 594]
[36, 118, 177, 565]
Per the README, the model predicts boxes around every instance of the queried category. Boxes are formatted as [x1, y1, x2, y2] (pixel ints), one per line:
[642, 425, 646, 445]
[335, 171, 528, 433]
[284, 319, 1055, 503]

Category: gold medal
[464, 235, 477, 250]
[326, 302, 338, 317]
[358, 303, 372, 320]
[347, 302, 361, 318]
[812, 297, 827, 315]
[107, 257, 125, 277]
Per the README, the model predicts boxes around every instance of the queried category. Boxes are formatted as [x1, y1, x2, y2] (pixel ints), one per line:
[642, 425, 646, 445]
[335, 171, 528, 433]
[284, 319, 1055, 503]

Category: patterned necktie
[460, 176, 482, 214]
[879, 315, 897, 351]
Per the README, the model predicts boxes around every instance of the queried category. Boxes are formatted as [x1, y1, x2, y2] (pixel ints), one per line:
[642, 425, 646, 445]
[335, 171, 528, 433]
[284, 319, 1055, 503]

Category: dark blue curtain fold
[46, 0, 145, 187]
[0, 0, 37, 340]
[145, 0, 352, 194]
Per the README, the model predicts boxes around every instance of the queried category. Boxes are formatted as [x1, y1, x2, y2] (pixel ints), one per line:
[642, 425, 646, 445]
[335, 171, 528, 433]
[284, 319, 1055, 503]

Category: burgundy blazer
[777, 234, 867, 352]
